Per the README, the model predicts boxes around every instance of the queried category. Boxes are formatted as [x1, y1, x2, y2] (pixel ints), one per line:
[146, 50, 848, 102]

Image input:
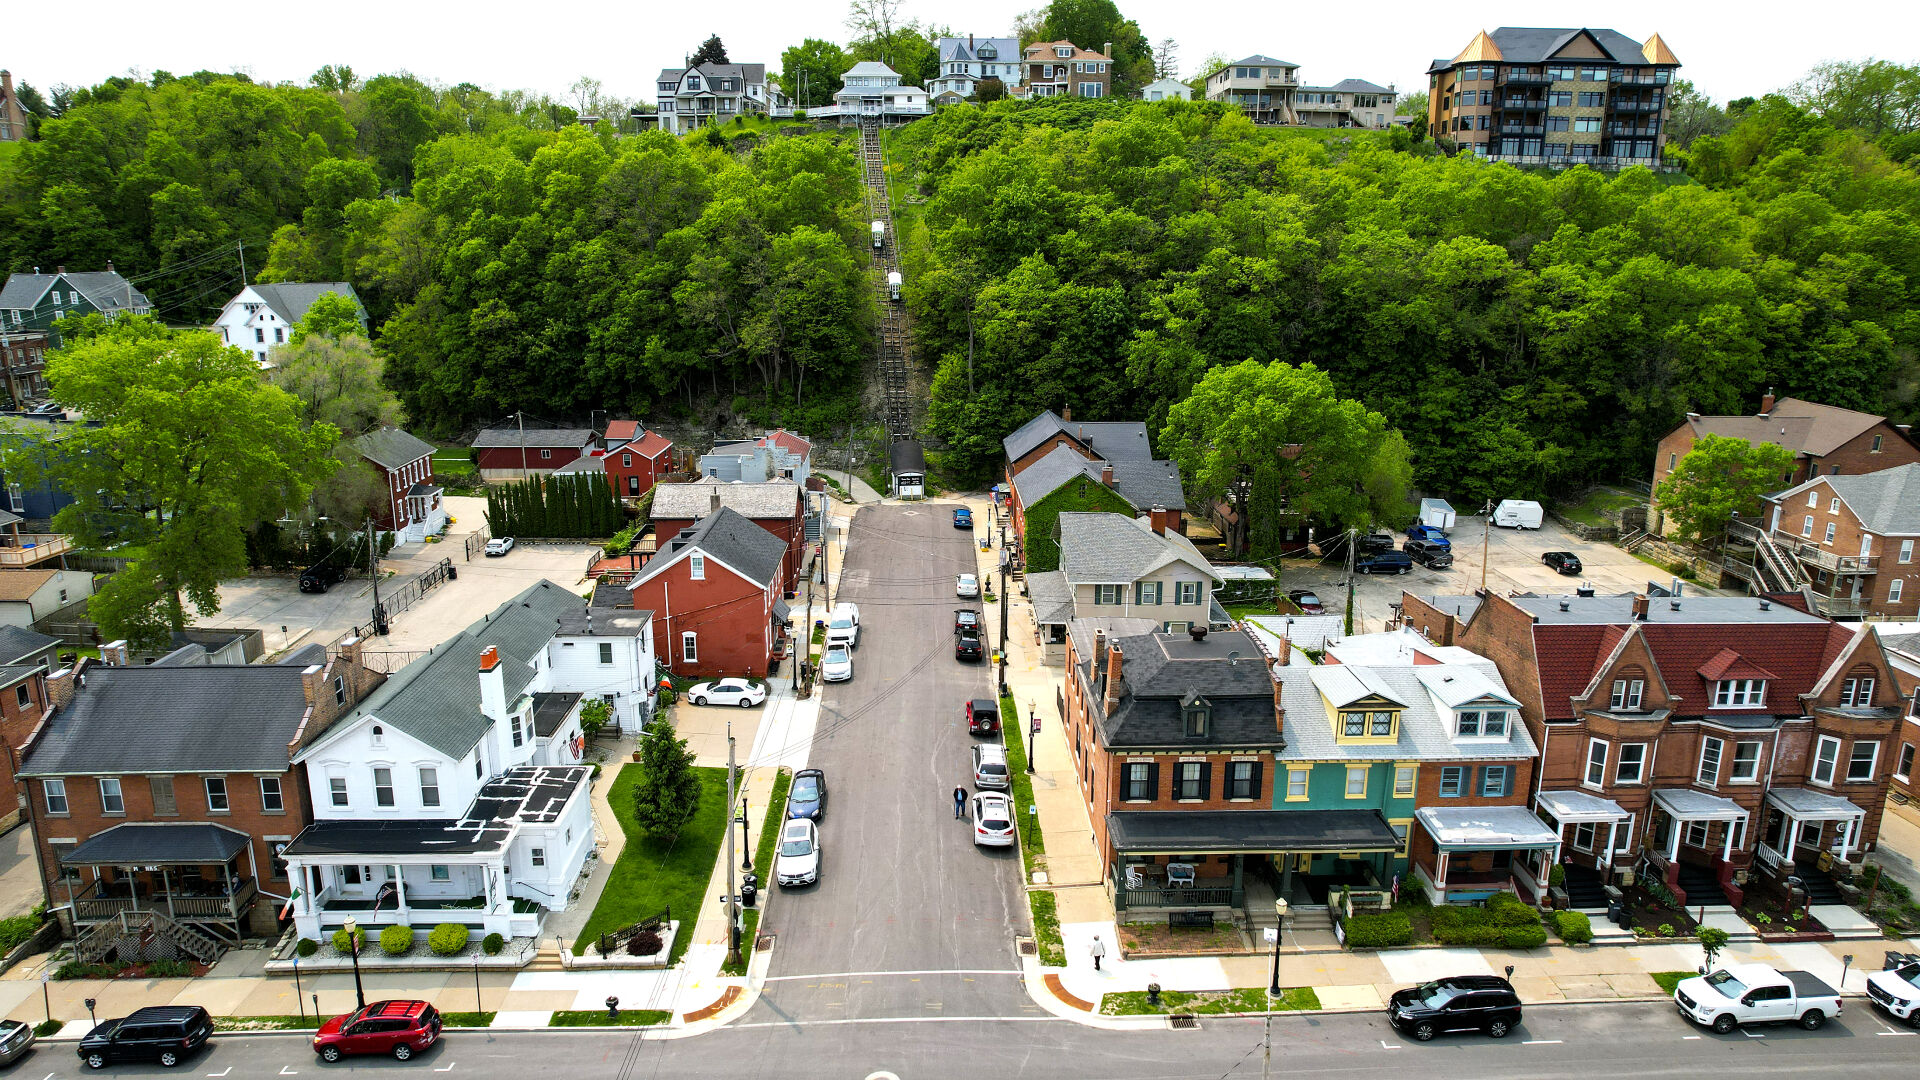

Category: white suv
[971, 744, 1010, 790]
[825, 603, 860, 649]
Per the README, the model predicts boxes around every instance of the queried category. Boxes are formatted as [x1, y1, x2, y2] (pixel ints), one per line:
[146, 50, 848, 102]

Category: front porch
[286, 858, 544, 941]
[1648, 787, 1752, 908]
[1105, 808, 1402, 920]
[1536, 789, 1638, 908]
[1412, 805, 1562, 906]
[1754, 787, 1867, 904]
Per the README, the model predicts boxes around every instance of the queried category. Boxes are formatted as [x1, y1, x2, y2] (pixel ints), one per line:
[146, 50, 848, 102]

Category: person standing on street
[1089, 934, 1106, 971]
[953, 786, 967, 819]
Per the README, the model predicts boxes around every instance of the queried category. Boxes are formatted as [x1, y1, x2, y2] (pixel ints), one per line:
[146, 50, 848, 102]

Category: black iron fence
[595, 906, 671, 957]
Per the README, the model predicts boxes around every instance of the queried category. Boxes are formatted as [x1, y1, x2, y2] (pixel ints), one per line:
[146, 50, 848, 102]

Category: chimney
[1686, 411, 1701, 421]
[709, 490, 721, 515]
[99, 640, 129, 667]
[105, 259, 114, 274]
[299, 663, 327, 711]
[478, 645, 508, 721]
[1631, 594, 1650, 621]
[338, 635, 362, 669]
[1104, 643, 1125, 714]
[969, 33, 974, 49]
[1061, 405, 1071, 422]
[1, 72, 12, 99]
[1760, 388, 1776, 416]
[55, 265, 65, 275]
[44, 667, 76, 710]
[1091, 630, 1107, 697]
[1100, 463, 1114, 486]
[1188, 625, 1208, 643]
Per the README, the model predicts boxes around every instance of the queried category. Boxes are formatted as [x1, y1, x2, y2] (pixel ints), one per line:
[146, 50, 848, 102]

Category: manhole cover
[1169, 1015, 1199, 1029]
[1018, 940, 1037, 956]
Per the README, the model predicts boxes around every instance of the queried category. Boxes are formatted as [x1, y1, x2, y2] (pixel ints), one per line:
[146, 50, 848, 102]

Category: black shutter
[1147, 762, 1160, 802]
[1200, 762, 1213, 800]
[1250, 762, 1264, 801]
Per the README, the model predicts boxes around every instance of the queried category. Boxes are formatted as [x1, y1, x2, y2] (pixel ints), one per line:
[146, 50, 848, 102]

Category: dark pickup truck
[955, 626, 984, 660]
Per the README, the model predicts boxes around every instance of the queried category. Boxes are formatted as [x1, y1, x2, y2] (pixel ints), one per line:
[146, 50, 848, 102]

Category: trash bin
[1607, 901, 1625, 926]
[741, 875, 758, 909]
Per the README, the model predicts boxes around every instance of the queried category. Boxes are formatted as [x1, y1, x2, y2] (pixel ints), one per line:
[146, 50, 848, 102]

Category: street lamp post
[1027, 705, 1037, 774]
[344, 915, 367, 1010]
[1264, 897, 1288, 1080]
[740, 796, 753, 871]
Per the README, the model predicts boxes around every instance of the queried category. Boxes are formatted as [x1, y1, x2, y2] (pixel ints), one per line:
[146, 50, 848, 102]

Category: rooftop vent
[1670, 600, 1682, 611]
[1189, 625, 1208, 642]
[1559, 600, 1570, 612]
[1759, 598, 1771, 611]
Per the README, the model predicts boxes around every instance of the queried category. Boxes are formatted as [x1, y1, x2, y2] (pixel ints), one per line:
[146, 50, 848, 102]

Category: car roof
[1436, 975, 1513, 990]
[124, 1006, 208, 1022]
[783, 819, 813, 837]
[368, 1000, 431, 1017]
[977, 744, 1007, 759]
[971, 698, 998, 709]
[797, 768, 823, 779]
[977, 790, 1010, 805]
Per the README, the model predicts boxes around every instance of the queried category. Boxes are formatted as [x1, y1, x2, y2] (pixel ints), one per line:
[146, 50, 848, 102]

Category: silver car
[776, 819, 820, 887]
[0, 1019, 34, 1066]
[956, 573, 979, 598]
[972, 744, 1010, 790]
[820, 644, 854, 683]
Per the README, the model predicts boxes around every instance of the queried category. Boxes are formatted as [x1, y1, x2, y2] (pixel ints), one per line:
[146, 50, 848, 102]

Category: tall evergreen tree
[690, 35, 729, 66]
[631, 716, 702, 837]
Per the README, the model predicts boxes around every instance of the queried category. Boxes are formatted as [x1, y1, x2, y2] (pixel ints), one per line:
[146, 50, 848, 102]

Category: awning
[62, 824, 252, 866]
[1653, 788, 1748, 822]
[773, 598, 791, 623]
[1536, 789, 1633, 825]
[1765, 787, 1865, 821]
[1417, 806, 1561, 851]
[1107, 809, 1400, 855]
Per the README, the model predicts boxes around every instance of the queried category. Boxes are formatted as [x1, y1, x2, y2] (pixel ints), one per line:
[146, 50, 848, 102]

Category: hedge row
[1550, 910, 1593, 944]
[1343, 910, 1413, 948]
[1429, 893, 1548, 948]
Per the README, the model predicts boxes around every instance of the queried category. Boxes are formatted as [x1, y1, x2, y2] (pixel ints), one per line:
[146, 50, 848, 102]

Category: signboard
[1332, 918, 1346, 946]
[1030, 715, 1041, 735]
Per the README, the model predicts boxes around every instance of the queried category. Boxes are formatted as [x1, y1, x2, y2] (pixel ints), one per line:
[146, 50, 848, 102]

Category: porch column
[1667, 819, 1681, 863]
[1787, 814, 1802, 858]
[392, 864, 409, 918]
[1231, 855, 1244, 907]
[162, 867, 176, 919]
[1605, 819, 1621, 869]
[1722, 819, 1737, 863]
[1279, 854, 1294, 903]
[1838, 817, 1857, 861]
[1436, 851, 1449, 898]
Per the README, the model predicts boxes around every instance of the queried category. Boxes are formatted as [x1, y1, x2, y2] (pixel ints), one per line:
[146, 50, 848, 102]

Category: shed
[1420, 498, 1457, 530]
[889, 440, 927, 500]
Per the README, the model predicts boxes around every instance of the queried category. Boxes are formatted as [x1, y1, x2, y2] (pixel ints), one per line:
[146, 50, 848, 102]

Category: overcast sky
[15, 1, 1916, 108]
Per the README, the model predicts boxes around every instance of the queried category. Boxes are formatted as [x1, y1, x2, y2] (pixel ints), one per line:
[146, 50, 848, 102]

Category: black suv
[299, 563, 346, 594]
[1358, 532, 1396, 554]
[79, 1005, 213, 1069]
[1405, 539, 1453, 569]
[1542, 551, 1583, 575]
[1355, 550, 1415, 575]
[955, 626, 984, 660]
[1387, 976, 1522, 1041]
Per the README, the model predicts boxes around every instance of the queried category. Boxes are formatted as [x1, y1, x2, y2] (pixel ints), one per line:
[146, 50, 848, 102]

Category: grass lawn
[1558, 487, 1644, 527]
[440, 1012, 495, 1028]
[548, 1009, 672, 1027]
[998, 694, 1045, 877]
[1226, 601, 1278, 620]
[1100, 986, 1321, 1016]
[1649, 971, 1693, 995]
[431, 452, 476, 477]
[720, 768, 789, 977]
[1030, 890, 1064, 966]
[570, 765, 729, 962]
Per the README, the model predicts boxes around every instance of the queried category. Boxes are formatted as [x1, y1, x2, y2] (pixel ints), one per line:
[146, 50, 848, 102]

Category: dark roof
[889, 440, 927, 475]
[62, 823, 252, 866]
[1107, 809, 1400, 854]
[1484, 26, 1655, 65]
[352, 427, 437, 471]
[1797, 465, 1920, 535]
[1086, 630, 1283, 748]
[248, 283, 362, 326]
[20, 662, 319, 775]
[649, 505, 785, 587]
[531, 692, 581, 738]
[471, 428, 597, 449]
[0, 663, 40, 687]
[0, 623, 59, 666]
[282, 766, 588, 856]
[1012, 445, 1187, 512]
[1320, 78, 1395, 95]
[1003, 410, 1154, 464]
[0, 270, 152, 313]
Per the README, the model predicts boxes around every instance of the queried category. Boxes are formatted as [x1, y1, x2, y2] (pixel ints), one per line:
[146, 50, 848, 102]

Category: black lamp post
[1027, 705, 1037, 774]
[344, 915, 366, 1010]
[740, 797, 753, 870]
[1269, 898, 1288, 995]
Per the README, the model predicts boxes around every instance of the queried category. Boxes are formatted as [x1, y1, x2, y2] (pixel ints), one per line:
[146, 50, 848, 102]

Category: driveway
[748, 503, 1035, 1023]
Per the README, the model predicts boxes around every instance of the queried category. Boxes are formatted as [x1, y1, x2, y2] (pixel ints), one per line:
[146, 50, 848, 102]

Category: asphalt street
[23, 1001, 1919, 1079]
[750, 503, 1033, 1026]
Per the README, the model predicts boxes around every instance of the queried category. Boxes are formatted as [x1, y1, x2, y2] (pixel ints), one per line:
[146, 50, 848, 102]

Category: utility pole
[998, 558, 1010, 698]
[1480, 499, 1493, 592]
[237, 240, 247, 287]
[1344, 528, 1356, 636]
[367, 519, 387, 635]
[724, 720, 742, 970]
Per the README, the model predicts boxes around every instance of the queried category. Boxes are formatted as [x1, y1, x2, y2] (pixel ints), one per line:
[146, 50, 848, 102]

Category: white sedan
[484, 536, 515, 556]
[956, 573, 979, 598]
[971, 792, 1015, 847]
[687, 679, 767, 708]
[820, 644, 854, 683]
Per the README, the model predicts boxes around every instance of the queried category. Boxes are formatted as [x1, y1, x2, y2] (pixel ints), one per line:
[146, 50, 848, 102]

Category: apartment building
[1744, 463, 1920, 620]
[1202, 56, 1297, 123]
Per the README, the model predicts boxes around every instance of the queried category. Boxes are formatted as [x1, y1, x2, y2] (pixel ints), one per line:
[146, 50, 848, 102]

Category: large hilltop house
[212, 283, 367, 368]
[654, 62, 788, 134]
[0, 265, 152, 345]
[931, 35, 1024, 104]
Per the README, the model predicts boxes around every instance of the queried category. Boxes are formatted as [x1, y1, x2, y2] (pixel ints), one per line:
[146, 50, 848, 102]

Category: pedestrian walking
[953, 786, 967, 819]
[1089, 934, 1106, 972]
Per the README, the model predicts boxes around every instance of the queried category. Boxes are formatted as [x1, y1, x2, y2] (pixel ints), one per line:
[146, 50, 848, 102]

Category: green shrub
[0, 909, 46, 954]
[1430, 894, 1549, 948]
[1548, 865, 1566, 888]
[332, 926, 366, 954]
[428, 923, 470, 956]
[379, 924, 415, 956]
[145, 958, 192, 977]
[33, 1019, 62, 1037]
[483, 932, 505, 955]
[1657, 923, 1677, 937]
[296, 938, 318, 958]
[1552, 910, 1593, 944]
[1343, 910, 1412, 948]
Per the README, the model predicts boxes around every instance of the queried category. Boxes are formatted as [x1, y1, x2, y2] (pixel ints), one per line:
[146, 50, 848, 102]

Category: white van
[825, 602, 861, 649]
[1494, 500, 1544, 529]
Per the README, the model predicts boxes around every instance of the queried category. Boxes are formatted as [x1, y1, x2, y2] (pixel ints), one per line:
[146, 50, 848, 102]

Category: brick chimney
[1091, 629, 1107, 700]
[55, 265, 65, 275]
[1100, 463, 1114, 486]
[1104, 643, 1125, 714]
[44, 667, 76, 710]
[99, 640, 129, 667]
[338, 635, 363, 669]
[1631, 594, 1650, 621]
[298, 663, 327, 712]
[1760, 388, 1776, 416]
[709, 490, 721, 515]
[479, 645, 507, 720]
[1061, 404, 1071, 422]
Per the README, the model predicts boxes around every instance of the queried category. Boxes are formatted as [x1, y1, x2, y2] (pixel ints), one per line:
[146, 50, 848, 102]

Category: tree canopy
[690, 36, 730, 67]
[1652, 433, 1798, 544]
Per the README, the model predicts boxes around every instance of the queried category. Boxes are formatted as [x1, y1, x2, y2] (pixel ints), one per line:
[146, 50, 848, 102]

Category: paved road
[29, 1001, 1918, 1079]
[751, 503, 1032, 1025]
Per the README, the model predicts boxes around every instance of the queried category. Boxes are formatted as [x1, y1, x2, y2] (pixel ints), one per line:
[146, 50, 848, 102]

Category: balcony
[0, 532, 69, 566]
[1500, 72, 1551, 86]
[1500, 125, 1546, 136]
[1607, 124, 1661, 136]
[73, 876, 258, 925]
[1813, 596, 1872, 619]
[1795, 543, 1879, 574]
[1611, 72, 1672, 85]
[1499, 97, 1547, 110]
[1611, 100, 1664, 113]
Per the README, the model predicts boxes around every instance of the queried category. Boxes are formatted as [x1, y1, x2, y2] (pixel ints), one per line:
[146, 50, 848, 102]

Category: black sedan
[1386, 976, 1522, 1041]
[787, 768, 827, 820]
[1542, 551, 1583, 575]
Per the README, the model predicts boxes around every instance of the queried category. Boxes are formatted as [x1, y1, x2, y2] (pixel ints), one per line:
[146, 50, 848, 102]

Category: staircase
[1676, 865, 1729, 908]
[526, 942, 566, 971]
[1793, 861, 1846, 905]
[74, 910, 225, 966]
[1271, 906, 1331, 935]
[1563, 865, 1611, 911]
[857, 117, 915, 443]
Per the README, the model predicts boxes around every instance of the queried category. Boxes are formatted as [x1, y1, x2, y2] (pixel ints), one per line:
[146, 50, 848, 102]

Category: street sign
[1030, 715, 1041, 734]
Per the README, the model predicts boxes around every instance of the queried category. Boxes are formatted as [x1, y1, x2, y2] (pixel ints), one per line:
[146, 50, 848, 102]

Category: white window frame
[1713, 679, 1765, 708]
[1902, 540, 1913, 564]
[1891, 579, 1905, 604]
[1830, 496, 1841, 513]
[1683, 820, 1709, 849]
[1811, 734, 1841, 785]
[1482, 710, 1508, 736]
[419, 767, 440, 808]
[689, 553, 705, 580]
[1824, 521, 1837, 545]
[329, 775, 349, 807]
[599, 642, 614, 665]
[43, 778, 67, 815]
[1697, 736, 1723, 785]
[373, 767, 395, 807]
[1457, 710, 1481, 737]
[204, 776, 229, 813]
[1585, 739, 1608, 787]
[1841, 676, 1875, 706]
[1615, 742, 1647, 784]
[1896, 742, 1915, 783]
[1572, 821, 1597, 852]
[1846, 740, 1879, 783]
[99, 777, 124, 815]
[1393, 766, 1415, 797]
[1729, 740, 1762, 782]
[681, 631, 698, 664]
[259, 776, 284, 813]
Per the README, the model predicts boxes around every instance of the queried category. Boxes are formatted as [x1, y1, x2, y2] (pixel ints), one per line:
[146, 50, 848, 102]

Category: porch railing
[0, 533, 69, 566]
[72, 877, 256, 924]
[1118, 884, 1235, 909]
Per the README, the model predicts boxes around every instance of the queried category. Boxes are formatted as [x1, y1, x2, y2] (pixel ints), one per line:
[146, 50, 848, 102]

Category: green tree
[1186, 51, 1227, 93]
[288, 292, 366, 344]
[13, 318, 337, 646]
[580, 698, 612, 740]
[1788, 60, 1920, 138]
[310, 65, 359, 93]
[1652, 433, 1797, 544]
[267, 332, 400, 436]
[690, 35, 730, 67]
[977, 77, 1007, 104]
[631, 716, 702, 838]
[780, 39, 847, 108]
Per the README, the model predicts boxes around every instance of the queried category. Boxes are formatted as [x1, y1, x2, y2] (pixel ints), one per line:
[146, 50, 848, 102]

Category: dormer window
[1056, 46, 1072, 58]
[1713, 679, 1765, 707]
[1840, 674, 1875, 707]
[1339, 709, 1396, 738]
[687, 76, 701, 91]
[1182, 691, 1210, 738]
[1610, 678, 1645, 710]
[1457, 710, 1508, 737]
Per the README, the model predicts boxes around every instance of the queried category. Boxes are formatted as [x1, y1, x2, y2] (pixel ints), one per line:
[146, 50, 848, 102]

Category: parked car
[1357, 532, 1396, 554]
[786, 768, 828, 820]
[820, 644, 854, 683]
[1674, 964, 1842, 1033]
[972, 744, 1010, 790]
[484, 536, 515, 556]
[1405, 539, 1453, 569]
[954, 609, 982, 633]
[1386, 976, 1522, 1042]
[298, 563, 346, 594]
[687, 679, 767, 708]
[78, 1005, 213, 1070]
[312, 1000, 442, 1062]
[1287, 589, 1324, 614]
[776, 818, 821, 887]
[955, 626, 984, 660]
[971, 792, 1015, 847]
[966, 697, 1001, 734]
[953, 507, 974, 529]
[825, 602, 861, 649]
[956, 573, 980, 598]
[1355, 551, 1415, 575]
[1867, 953, 1920, 1025]
[1542, 551, 1583, 575]
[0, 1018, 35, 1067]
[1406, 524, 1451, 547]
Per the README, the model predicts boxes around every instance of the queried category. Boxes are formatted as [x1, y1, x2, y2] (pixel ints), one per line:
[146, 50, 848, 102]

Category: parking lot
[1279, 514, 1729, 631]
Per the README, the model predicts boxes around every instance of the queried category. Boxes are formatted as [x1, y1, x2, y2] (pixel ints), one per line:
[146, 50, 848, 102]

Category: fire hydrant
[605, 995, 620, 1019]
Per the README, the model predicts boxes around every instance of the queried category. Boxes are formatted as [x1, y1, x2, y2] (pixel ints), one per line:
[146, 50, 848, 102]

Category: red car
[313, 1000, 442, 1062]
[966, 698, 1001, 734]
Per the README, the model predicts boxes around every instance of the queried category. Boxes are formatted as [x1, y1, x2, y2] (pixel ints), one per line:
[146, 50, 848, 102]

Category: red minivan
[313, 1000, 442, 1062]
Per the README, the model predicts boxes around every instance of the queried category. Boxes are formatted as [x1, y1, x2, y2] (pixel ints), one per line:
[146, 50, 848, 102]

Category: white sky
[14, 1, 1915, 108]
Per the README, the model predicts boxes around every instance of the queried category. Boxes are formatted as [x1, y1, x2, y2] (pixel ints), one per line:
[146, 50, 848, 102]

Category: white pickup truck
[1674, 964, 1843, 1033]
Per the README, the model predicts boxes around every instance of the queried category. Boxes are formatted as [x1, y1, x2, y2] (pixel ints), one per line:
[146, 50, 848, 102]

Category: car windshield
[1703, 970, 1748, 997]
[981, 762, 1006, 775]
[1894, 963, 1920, 988]
[1413, 982, 1466, 1009]
[829, 618, 852, 629]
[792, 778, 819, 800]
[780, 838, 814, 857]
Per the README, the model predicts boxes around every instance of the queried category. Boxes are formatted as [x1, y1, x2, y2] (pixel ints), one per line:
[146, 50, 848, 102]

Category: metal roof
[1764, 786, 1864, 819]
[1652, 787, 1747, 821]
[471, 428, 597, 449]
[1536, 789, 1632, 824]
[1416, 805, 1561, 850]
[62, 823, 252, 866]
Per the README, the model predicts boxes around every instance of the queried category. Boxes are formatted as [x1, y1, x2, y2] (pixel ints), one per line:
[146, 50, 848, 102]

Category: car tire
[160, 1050, 180, 1067]
[85, 1053, 107, 1070]
[693, 696, 707, 706]
[1398, 567, 1410, 575]
[1412, 1022, 1436, 1042]
[1711, 1014, 1737, 1034]
[1487, 1019, 1511, 1038]
[394, 1044, 414, 1061]
[321, 1046, 342, 1062]
[1799, 1010, 1826, 1030]
[740, 699, 754, 708]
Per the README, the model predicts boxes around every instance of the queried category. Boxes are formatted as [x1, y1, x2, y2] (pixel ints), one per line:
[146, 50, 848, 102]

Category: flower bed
[1738, 892, 1829, 939]
[1118, 921, 1250, 957]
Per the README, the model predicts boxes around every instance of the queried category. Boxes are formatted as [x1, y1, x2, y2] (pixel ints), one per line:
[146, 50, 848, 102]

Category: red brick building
[649, 481, 806, 594]
[1402, 589, 1902, 910]
[0, 656, 49, 832]
[602, 422, 674, 499]
[1000, 408, 1185, 544]
[626, 506, 788, 680]
[1740, 464, 1920, 620]
[350, 427, 444, 543]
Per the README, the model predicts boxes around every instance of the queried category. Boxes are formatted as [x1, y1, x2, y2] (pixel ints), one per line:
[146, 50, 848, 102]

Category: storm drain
[1169, 1015, 1198, 1029]
[1018, 939, 1037, 956]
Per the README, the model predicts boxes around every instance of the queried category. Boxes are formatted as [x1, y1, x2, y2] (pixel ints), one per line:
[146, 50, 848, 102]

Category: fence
[464, 530, 490, 561]
[357, 649, 436, 674]
[375, 558, 456, 627]
[594, 906, 670, 958]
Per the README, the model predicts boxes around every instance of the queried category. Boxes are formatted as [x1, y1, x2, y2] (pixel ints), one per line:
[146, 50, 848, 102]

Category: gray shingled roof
[1808, 464, 1920, 536]
[1012, 444, 1187, 513]
[20, 663, 318, 775]
[1027, 571, 1075, 627]
[472, 428, 597, 449]
[352, 427, 437, 471]
[1275, 661, 1538, 763]
[1084, 630, 1283, 747]
[1485, 26, 1650, 65]
[1003, 410, 1154, 464]
[0, 663, 41, 688]
[651, 481, 801, 521]
[0, 271, 152, 314]
[647, 505, 785, 587]
[62, 824, 252, 865]
[319, 581, 585, 761]
[249, 283, 363, 327]
[0, 624, 59, 666]
[1323, 78, 1394, 95]
[1057, 512, 1218, 586]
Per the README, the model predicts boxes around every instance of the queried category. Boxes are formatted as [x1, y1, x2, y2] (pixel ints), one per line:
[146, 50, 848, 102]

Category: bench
[1168, 910, 1214, 931]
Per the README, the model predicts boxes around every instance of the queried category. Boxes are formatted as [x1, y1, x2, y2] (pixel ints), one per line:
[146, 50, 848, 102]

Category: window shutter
[1250, 762, 1264, 801]
[1147, 762, 1160, 800]
[1200, 762, 1213, 799]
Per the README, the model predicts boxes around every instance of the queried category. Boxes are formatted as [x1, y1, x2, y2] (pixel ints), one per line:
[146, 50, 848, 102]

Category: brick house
[350, 427, 445, 544]
[1739, 463, 1920, 620]
[1001, 408, 1181, 542]
[1652, 393, 1920, 536]
[1867, 626, 1920, 809]
[1022, 40, 1112, 98]
[603, 421, 674, 499]
[0, 655, 49, 832]
[650, 481, 806, 595]
[0, 329, 49, 404]
[14, 639, 383, 948]
[1402, 589, 1903, 911]
[627, 506, 788, 680]
[471, 428, 598, 480]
